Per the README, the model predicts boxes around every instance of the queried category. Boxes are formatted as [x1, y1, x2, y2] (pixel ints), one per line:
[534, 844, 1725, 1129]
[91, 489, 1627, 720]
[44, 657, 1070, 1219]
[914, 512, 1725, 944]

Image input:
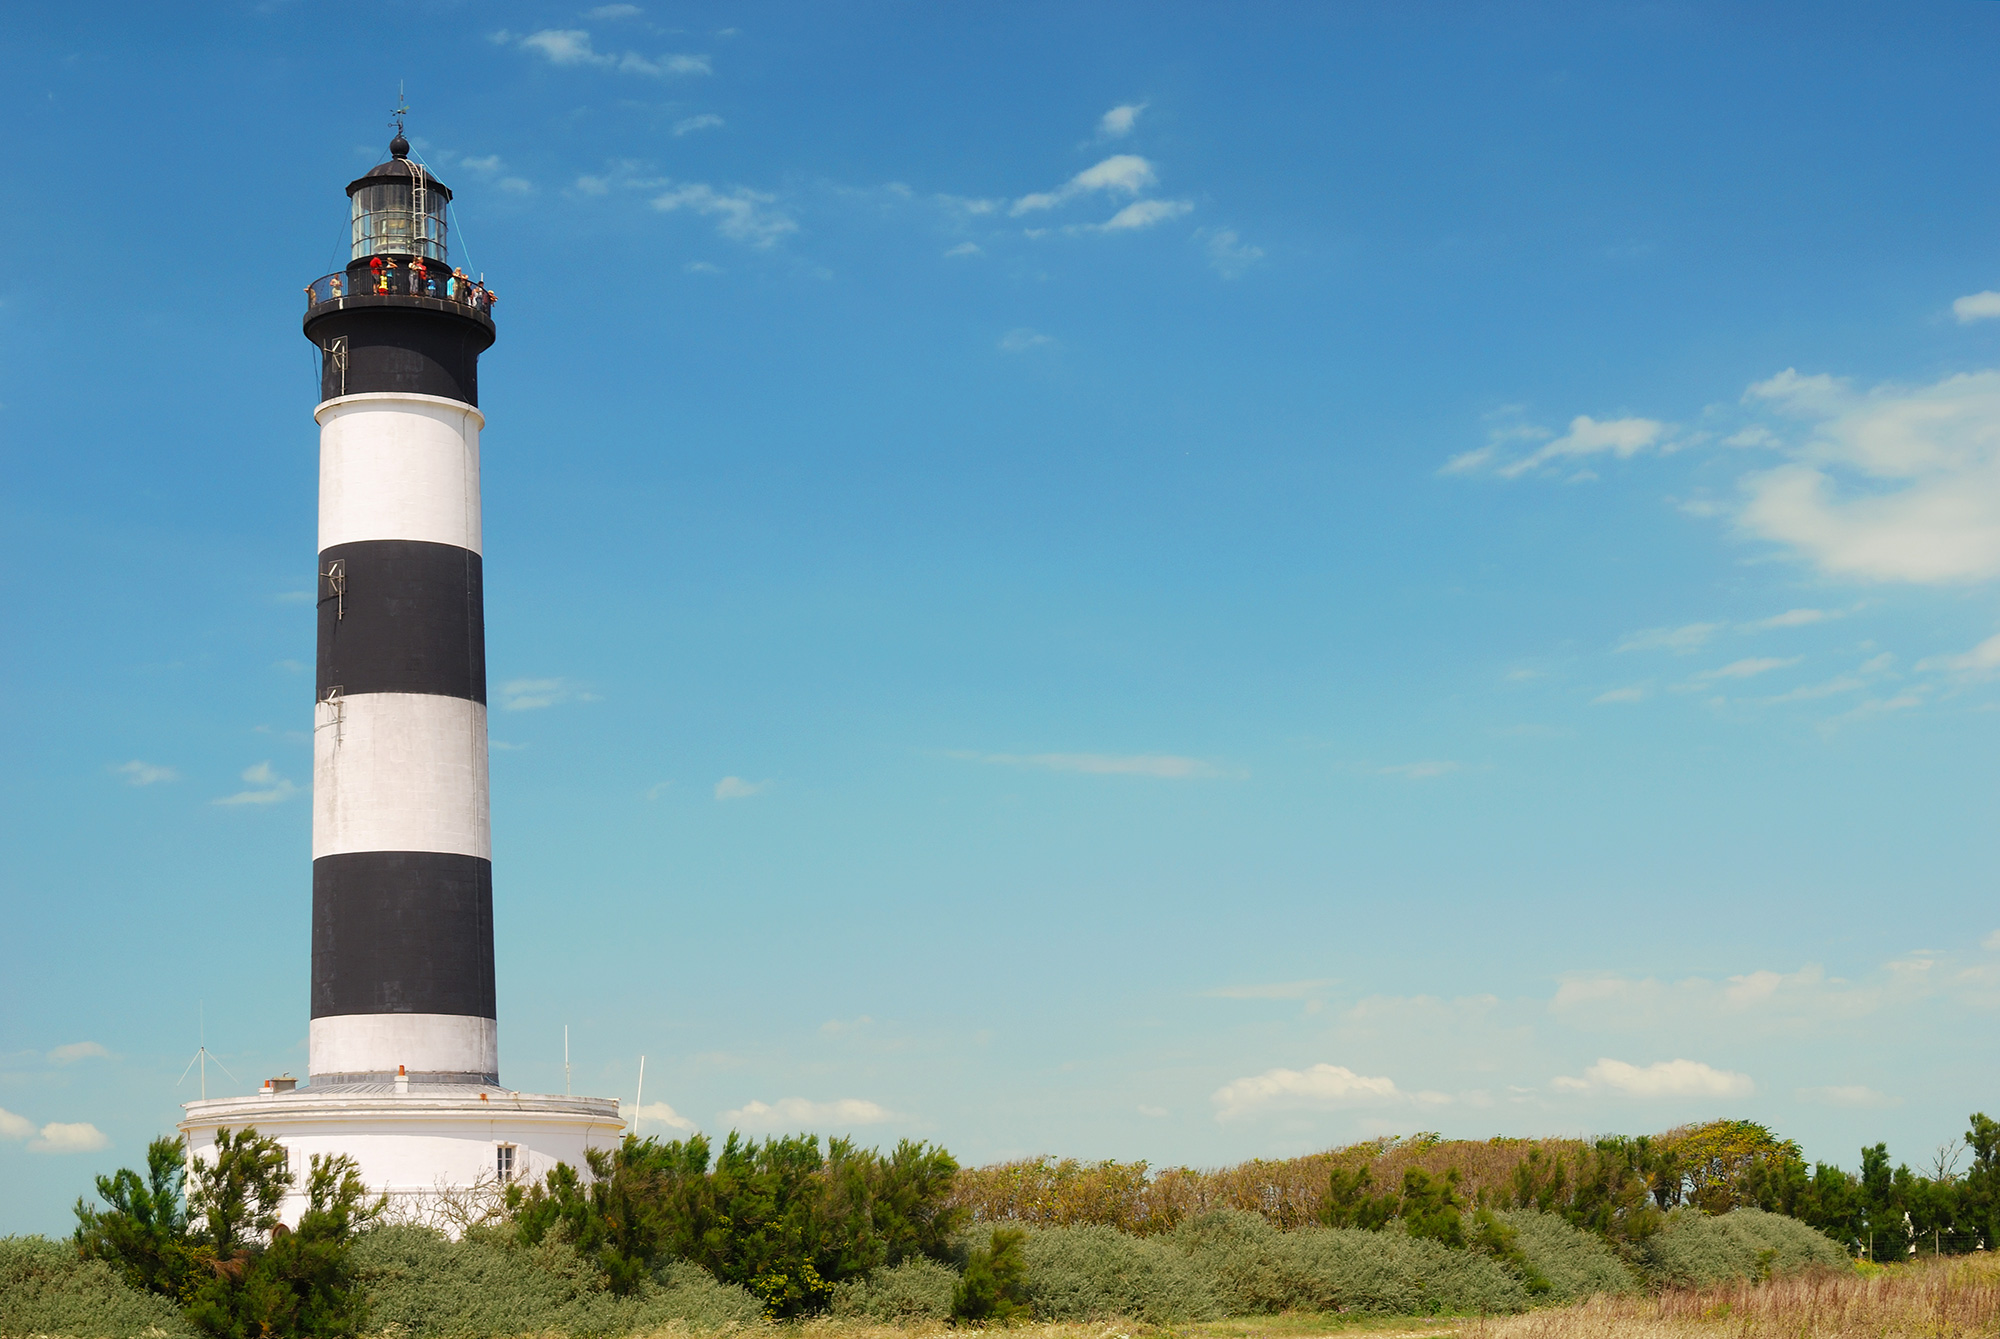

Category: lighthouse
[180, 125, 621, 1222]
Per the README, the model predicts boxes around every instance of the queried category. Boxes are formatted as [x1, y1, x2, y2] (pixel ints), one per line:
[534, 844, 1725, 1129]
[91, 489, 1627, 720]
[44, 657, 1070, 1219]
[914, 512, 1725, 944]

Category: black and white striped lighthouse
[302, 130, 500, 1088]
[178, 124, 622, 1218]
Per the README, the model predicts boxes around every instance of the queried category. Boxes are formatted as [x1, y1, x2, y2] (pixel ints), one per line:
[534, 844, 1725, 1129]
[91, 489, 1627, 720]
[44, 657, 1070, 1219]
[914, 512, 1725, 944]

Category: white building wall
[317, 393, 485, 553]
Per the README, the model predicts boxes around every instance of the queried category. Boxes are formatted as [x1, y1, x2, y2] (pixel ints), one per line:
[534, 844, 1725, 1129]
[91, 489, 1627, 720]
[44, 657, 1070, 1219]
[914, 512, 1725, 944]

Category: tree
[76, 1136, 197, 1298]
[951, 1227, 1029, 1323]
[1398, 1168, 1466, 1248]
[1319, 1166, 1396, 1230]
[189, 1126, 292, 1257]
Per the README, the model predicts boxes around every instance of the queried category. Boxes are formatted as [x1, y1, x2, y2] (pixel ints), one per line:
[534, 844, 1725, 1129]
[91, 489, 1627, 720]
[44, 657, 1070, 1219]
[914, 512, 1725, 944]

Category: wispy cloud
[1745, 608, 1835, 630]
[112, 761, 176, 786]
[1693, 656, 1801, 682]
[944, 242, 982, 258]
[673, 114, 723, 136]
[1617, 623, 1723, 654]
[1098, 103, 1147, 138]
[1011, 155, 1155, 216]
[587, 3, 642, 17]
[714, 776, 766, 800]
[950, 751, 1233, 779]
[1205, 228, 1264, 278]
[652, 183, 795, 246]
[512, 28, 708, 76]
[1592, 685, 1647, 705]
[1212, 1063, 1444, 1120]
[722, 1097, 897, 1128]
[0, 1108, 33, 1139]
[1444, 415, 1671, 479]
[1552, 1057, 1752, 1099]
[1092, 198, 1191, 232]
[48, 1042, 111, 1065]
[213, 762, 297, 806]
[998, 328, 1052, 353]
[1917, 633, 2000, 677]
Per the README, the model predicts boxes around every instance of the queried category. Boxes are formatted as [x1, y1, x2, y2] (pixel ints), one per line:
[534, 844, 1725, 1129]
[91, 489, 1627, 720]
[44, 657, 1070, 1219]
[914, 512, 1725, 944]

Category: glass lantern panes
[351, 177, 448, 262]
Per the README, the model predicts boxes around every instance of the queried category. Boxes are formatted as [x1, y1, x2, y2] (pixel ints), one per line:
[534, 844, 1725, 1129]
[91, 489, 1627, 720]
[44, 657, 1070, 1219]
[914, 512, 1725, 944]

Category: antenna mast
[177, 1002, 237, 1101]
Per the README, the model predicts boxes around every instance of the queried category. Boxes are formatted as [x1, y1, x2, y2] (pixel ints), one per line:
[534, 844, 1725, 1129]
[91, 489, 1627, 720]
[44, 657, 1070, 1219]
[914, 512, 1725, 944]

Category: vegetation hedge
[0, 1234, 194, 1339]
[1490, 1209, 1638, 1301]
[352, 1225, 764, 1336]
[829, 1257, 958, 1323]
[1635, 1207, 1851, 1288]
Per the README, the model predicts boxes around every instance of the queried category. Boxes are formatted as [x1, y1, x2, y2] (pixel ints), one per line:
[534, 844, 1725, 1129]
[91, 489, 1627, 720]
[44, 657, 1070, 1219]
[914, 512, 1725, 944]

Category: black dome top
[346, 142, 453, 201]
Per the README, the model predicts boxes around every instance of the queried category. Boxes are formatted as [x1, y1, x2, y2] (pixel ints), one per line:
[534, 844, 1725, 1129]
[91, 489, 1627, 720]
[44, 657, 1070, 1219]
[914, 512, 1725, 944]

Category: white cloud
[1694, 656, 1801, 681]
[673, 114, 723, 136]
[1592, 686, 1647, 704]
[1212, 1063, 1419, 1120]
[1985, 928, 2000, 951]
[951, 751, 1230, 778]
[631, 1100, 696, 1130]
[1012, 154, 1156, 215]
[48, 1042, 111, 1065]
[213, 762, 297, 806]
[113, 761, 175, 786]
[1093, 199, 1191, 232]
[722, 1097, 897, 1128]
[1736, 369, 2000, 583]
[1206, 228, 1264, 278]
[588, 3, 642, 16]
[1798, 1084, 1902, 1108]
[499, 178, 534, 194]
[1954, 292, 2000, 323]
[944, 242, 982, 257]
[1552, 1058, 1752, 1099]
[714, 776, 766, 800]
[1098, 103, 1146, 138]
[1498, 416, 1668, 479]
[501, 678, 594, 711]
[685, 261, 722, 275]
[30, 1122, 110, 1154]
[651, 183, 795, 246]
[1917, 633, 2000, 676]
[516, 29, 708, 76]
[1378, 761, 1460, 779]
[998, 328, 1052, 353]
[1745, 608, 1833, 630]
[1618, 623, 1723, 654]
[0, 1108, 33, 1139]
[1204, 979, 1336, 1000]
[458, 154, 503, 174]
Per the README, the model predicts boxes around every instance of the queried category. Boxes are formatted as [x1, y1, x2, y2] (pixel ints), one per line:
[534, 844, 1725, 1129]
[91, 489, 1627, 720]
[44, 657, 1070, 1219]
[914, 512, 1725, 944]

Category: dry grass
[950, 1138, 1599, 1234]
[1465, 1255, 2000, 1337]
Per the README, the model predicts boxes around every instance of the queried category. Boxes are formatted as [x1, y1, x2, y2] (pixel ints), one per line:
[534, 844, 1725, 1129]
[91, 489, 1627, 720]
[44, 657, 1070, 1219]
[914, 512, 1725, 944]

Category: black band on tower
[318, 540, 486, 703]
[305, 302, 494, 407]
[311, 851, 497, 1018]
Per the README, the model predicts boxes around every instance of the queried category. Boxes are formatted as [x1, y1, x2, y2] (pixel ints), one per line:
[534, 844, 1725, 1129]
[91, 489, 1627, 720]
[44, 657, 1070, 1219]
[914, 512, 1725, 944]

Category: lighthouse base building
[180, 132, 622, 1224]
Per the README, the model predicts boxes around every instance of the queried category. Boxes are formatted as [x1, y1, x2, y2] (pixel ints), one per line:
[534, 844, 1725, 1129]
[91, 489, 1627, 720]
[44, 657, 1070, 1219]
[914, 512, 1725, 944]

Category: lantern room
[347, 133, 450, 263]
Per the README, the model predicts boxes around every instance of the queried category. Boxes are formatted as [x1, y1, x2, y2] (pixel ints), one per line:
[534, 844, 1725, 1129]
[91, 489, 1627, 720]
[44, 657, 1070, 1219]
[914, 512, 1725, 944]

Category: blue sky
[6, 1, 2000, 1233]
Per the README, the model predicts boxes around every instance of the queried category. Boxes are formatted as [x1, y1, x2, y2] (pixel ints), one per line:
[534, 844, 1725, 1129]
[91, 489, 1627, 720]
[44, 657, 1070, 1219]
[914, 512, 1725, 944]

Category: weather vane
[390, 82, 410, 137]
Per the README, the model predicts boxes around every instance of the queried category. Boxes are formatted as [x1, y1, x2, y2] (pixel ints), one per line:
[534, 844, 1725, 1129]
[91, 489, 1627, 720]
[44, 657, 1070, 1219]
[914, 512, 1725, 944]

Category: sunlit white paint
[314, 693, 488, 860]
[182, 1086, 622, 1237]
[317, 393, 485, 553]
[310, 1013, 497, 1080]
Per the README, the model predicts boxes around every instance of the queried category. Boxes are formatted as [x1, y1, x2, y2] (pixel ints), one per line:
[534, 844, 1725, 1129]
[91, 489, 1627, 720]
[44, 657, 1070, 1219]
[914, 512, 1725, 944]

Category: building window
[496, 1144, 516, 1182]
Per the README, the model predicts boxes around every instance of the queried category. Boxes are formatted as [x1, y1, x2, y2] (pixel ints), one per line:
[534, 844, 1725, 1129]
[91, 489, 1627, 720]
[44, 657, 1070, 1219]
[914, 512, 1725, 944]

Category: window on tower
[496, 1143, 517, 1182]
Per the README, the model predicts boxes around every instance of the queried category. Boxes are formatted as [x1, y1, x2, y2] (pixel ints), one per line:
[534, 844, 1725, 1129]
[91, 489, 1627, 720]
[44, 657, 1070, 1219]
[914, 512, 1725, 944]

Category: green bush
[0, 1234, 194, 1338]
[1489, 1209, 1636, 1301]
[1636, 1207, 1850, 1288]
[1169, 1209, 1528, 1316]
[351, 1224, 764, 1336]
[830, 1257, 958, 1322]
[1007, 1223, 1218, 1322]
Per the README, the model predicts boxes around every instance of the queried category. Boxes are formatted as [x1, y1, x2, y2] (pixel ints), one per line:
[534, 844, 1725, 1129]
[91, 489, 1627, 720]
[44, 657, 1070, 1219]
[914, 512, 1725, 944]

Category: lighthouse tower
[180, 126, 621, 1223]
